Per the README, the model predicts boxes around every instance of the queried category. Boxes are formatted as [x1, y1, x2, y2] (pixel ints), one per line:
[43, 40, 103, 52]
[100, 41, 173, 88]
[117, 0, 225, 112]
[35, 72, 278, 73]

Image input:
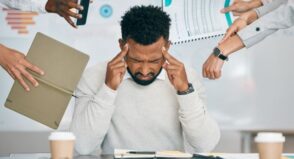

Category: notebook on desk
[162, 0, 233, 45]
[114, 149, 193, 158]
[5, 32, 89, 129]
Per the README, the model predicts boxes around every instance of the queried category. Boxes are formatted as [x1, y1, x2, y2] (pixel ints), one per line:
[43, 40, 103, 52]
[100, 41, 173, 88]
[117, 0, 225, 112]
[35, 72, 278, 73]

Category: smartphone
[76, 0, 90, 25]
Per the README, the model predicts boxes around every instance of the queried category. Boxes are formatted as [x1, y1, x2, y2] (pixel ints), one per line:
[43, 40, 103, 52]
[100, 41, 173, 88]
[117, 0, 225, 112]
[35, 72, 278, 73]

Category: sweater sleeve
[255, 0, 287, 17]
[70, 70, 118, 155]
[261, 0, 274, 4]
[176, 69, 220, 153]
[0, 0, 47, 13]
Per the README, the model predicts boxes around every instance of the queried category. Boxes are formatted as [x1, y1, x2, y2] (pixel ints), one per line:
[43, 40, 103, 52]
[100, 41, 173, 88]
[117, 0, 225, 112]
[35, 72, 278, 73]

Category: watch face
[214, 47, 221, 54]
[213, 47, 220, 57]
[213, 47, 228, 61]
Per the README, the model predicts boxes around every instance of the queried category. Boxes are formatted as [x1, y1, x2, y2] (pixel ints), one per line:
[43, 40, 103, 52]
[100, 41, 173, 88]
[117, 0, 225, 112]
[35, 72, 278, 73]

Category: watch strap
[177, 83, 194, 95]
[213, 47, 228, 61]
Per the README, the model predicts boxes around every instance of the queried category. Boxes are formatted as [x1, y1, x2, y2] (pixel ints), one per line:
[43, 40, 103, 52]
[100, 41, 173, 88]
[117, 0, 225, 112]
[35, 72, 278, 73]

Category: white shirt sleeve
[0, 0, 47, 13]
[238, 0, 294, 48]
[255, 0, 287, 17]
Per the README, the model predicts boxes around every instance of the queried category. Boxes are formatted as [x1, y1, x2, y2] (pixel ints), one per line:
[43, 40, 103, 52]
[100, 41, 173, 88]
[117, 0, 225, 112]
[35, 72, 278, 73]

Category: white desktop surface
[1, 153, 294, 159]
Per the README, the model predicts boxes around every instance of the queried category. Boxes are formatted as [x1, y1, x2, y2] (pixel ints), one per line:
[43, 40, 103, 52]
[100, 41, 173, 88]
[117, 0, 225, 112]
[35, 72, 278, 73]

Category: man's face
[120, 37, 170, 85]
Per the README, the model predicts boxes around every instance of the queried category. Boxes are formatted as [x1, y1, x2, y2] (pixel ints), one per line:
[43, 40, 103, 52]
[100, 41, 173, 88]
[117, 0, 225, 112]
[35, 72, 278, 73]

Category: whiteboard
[1, 0, 294, 132]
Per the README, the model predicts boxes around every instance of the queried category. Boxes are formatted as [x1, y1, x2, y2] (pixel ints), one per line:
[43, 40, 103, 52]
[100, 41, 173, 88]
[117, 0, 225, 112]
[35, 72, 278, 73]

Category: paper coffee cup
[49, 132, 76, 159]
[255, 132, 285, 159]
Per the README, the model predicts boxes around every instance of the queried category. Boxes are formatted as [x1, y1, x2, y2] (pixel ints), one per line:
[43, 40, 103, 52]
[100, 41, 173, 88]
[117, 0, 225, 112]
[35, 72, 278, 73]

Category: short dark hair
[120, 5, 171, 45]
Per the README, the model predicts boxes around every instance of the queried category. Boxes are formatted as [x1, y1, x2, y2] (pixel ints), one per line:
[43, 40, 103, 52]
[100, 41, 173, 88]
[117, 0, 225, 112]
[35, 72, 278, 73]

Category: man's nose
[140, 63, 150, 76]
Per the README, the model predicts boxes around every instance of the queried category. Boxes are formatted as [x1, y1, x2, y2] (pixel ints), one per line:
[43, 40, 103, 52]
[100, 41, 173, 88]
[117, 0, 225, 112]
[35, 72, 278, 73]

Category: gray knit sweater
[70, 62, 220, 155]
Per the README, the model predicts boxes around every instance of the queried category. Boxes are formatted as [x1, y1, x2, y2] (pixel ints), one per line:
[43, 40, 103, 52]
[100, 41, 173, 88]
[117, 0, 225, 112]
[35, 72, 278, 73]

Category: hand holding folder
[5, 32, 89, 129]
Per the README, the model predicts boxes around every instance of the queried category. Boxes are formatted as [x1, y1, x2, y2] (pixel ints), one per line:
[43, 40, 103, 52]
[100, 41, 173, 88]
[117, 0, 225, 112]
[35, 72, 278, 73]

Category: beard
[127, 67, 162, 86]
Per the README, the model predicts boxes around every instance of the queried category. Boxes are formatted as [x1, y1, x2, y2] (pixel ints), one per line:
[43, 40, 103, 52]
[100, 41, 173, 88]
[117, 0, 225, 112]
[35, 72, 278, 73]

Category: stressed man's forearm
[177, 78, 220, 152]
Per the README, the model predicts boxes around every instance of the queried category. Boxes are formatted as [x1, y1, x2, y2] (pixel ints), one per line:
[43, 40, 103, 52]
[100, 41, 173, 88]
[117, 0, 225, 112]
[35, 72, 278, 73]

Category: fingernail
[41, 71, 45, 75]
[162, 62, 167, 67]
[80, 6, 84, 10]
[26, 88, 30, 91]
[162, 47, 166, 52]
[79, 14, 83, 18]
[35, 82, 39, 87]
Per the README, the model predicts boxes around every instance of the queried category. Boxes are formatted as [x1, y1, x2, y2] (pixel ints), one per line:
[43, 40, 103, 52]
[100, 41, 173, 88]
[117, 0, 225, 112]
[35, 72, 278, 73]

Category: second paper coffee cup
[255, 132, 285, 159]
[49, 132, 76, 159]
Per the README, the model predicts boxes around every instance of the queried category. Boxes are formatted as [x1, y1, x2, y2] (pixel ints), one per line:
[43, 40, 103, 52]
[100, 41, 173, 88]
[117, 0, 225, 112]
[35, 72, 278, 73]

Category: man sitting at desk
[70, 5, 220, 155]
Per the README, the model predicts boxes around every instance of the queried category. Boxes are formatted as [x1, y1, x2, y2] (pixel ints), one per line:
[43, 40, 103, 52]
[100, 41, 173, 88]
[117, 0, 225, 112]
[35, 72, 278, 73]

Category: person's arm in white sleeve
[70, 71, 118, 155]
[177, 69, 220, 152]
[219, 0, 287, 44]
[238, 0, 294, 48]
[0, 0, 47, 12]
[255, 0, 287, 17]
[0, 0, 84, 28]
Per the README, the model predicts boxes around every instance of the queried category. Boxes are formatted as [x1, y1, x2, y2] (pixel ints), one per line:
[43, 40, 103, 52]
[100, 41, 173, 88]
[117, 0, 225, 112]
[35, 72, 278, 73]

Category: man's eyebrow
[129, 56, 163, 61]
[148, 57, 164, 62]
[127, 55, 143, 61]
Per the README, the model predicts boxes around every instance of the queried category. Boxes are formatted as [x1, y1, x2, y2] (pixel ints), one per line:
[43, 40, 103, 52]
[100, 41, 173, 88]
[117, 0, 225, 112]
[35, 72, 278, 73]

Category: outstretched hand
[0, 44, 44, 91]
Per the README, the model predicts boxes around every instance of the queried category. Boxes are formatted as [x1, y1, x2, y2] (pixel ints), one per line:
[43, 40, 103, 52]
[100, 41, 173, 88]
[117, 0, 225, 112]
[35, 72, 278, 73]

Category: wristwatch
[212, 47, 228, 61]
[177, 83, 194, 95]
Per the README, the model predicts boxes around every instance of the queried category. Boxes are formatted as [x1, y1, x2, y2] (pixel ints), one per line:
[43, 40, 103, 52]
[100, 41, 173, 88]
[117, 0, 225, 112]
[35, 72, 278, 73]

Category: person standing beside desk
[70, 5, 220, 155]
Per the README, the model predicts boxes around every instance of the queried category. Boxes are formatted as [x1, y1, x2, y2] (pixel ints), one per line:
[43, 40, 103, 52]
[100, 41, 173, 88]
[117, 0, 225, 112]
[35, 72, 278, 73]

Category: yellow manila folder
[5, 32, 89, 129]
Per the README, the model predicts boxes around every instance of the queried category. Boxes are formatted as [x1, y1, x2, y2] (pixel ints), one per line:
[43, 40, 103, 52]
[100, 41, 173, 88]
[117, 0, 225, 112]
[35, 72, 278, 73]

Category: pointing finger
[161, 47, 180, 65]
[112, 44, 129, 63]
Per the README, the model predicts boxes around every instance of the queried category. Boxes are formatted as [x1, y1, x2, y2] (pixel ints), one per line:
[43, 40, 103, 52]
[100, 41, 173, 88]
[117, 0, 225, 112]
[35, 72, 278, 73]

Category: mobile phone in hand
[76, 0, 90, 25]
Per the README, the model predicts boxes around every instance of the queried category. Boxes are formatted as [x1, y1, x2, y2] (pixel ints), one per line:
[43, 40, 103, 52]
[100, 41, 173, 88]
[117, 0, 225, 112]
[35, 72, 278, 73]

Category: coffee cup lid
[254, 132, 285, 143]
[48, 131, 76, 140]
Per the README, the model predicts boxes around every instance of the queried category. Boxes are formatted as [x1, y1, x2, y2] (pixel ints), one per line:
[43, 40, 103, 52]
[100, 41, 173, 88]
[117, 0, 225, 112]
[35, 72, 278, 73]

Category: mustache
[127, 67, 163, 86]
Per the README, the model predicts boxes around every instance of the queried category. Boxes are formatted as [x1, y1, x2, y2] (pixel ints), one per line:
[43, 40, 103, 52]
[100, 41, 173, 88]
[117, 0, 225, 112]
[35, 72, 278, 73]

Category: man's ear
[119, 39, 125, 50]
